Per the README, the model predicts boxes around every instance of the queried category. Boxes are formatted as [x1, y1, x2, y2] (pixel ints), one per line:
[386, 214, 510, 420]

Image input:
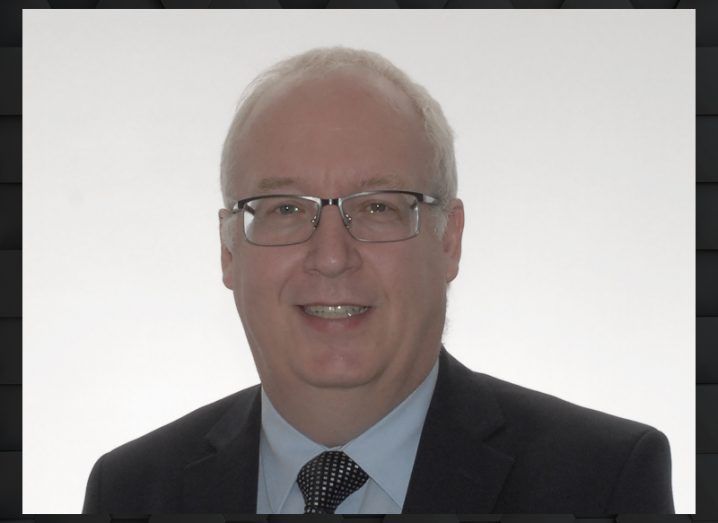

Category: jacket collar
[182, 385, 261, 513]
[180, 347, 514, 513]
[402, 348, 515, 513]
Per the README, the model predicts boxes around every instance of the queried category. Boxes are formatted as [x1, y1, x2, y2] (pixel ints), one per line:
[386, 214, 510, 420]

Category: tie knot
[296, 450, 369, 514]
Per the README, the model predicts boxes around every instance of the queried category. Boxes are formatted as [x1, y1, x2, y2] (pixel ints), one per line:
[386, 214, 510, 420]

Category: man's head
[219, 47, 463, 407]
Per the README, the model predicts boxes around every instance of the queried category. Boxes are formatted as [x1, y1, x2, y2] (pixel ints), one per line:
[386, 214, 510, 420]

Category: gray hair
[220, 46, 457, 248]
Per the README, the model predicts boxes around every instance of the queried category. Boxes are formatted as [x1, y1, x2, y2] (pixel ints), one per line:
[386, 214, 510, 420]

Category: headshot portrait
[22, 10, 694, 514]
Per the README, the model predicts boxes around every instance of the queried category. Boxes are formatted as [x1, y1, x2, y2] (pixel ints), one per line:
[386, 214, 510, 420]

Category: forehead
[228, 68, 434, 196]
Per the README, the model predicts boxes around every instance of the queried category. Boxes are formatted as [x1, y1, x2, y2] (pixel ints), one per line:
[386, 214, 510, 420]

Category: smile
[301, 304, 370, 319]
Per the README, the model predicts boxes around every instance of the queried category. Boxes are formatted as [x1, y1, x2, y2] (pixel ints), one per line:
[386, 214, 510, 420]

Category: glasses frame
[229, 189, 441, 246]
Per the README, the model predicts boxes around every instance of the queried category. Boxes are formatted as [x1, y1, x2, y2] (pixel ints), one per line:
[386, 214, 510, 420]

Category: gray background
[22, 10, 694, 513]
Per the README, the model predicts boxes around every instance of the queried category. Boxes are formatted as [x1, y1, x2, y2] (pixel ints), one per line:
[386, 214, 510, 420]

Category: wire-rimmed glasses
[229, 190, 441, 247]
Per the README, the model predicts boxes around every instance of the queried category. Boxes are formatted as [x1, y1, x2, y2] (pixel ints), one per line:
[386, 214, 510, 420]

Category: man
[83, 47, 674, 514]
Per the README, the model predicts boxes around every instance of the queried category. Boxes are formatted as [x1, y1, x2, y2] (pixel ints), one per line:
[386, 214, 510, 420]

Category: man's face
[221, 69, 463, 399]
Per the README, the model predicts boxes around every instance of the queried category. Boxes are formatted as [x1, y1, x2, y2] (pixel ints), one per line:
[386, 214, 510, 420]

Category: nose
[302, 203, 361, 277]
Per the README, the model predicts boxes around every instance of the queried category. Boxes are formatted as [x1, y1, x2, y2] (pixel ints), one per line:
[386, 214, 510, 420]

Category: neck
[262, 356, 438, 448]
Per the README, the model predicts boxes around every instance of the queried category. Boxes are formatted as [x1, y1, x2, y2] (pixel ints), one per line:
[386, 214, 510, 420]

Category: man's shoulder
[84, 384, 261, 513]
[477, 370, 658, 440]
[92, 385, 260, 487]
[432, 357, 673, 512]
[439, 351, 663, 445]
[480, 372, 672, 512]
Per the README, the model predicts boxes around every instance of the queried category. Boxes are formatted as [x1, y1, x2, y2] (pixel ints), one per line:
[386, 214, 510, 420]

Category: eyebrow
[255, 174, 404, 192]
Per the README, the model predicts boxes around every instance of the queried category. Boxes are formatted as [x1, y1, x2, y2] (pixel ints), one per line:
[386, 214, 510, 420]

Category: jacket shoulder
[473, 372, 673, 513]
[106, 385, 257, 463]
[479, 372, 657, 439]
[83, 385, 260, 513]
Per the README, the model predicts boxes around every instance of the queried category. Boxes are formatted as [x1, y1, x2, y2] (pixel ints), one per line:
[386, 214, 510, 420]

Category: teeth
[302, 304, 369, 319]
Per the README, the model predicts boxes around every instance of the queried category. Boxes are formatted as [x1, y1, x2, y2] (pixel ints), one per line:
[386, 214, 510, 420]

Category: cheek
[233, 248, 295, 311]
[373, 242, 446, 309]
[232, 249, 302, 366]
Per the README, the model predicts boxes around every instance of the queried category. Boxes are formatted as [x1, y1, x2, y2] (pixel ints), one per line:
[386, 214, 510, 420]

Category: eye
[276, 203, 301, 215]
[367, 201, 392, 214]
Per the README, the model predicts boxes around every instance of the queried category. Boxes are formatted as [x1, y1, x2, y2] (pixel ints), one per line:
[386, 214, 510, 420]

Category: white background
[23, 10, 695, 513]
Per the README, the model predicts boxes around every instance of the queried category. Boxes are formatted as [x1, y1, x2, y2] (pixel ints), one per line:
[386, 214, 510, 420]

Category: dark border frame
[2, 0, 714, 520]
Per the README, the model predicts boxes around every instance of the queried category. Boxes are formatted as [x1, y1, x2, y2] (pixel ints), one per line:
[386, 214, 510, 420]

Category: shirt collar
[343, 359, 439, 507]
[260, 388, 324, 513]
[260, 358, 440, 512]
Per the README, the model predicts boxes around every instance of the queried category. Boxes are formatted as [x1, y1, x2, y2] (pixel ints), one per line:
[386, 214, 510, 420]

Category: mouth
[300, 304, 371, 320]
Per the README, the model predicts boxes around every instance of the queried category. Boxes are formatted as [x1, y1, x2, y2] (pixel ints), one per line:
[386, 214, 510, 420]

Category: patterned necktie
[296, 450, 369, 514]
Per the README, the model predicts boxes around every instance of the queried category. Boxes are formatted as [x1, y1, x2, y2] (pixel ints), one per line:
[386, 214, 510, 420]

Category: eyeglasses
[229, 190, 441, 247]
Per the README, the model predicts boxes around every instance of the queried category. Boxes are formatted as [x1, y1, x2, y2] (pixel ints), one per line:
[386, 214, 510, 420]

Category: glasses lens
[243, 196, 318, 246]
[343, 192, 420, 242]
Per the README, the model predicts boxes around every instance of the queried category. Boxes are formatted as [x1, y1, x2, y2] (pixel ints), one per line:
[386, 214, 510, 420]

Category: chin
[296, 346, 383, 390]
[302, 371, 379, 390]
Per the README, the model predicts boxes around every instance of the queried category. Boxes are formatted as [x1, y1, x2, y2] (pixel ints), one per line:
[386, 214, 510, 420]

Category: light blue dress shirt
[256, 359, 439, 514]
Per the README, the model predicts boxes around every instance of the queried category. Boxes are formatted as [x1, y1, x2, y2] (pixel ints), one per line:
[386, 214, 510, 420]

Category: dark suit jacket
[83, 349, 674, 514]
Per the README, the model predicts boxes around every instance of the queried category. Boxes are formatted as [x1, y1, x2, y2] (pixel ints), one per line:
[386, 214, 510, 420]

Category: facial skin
[220, 68, 464, 446]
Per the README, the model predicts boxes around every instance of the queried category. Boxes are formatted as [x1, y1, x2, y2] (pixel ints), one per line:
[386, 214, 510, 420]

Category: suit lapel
[179, 350, 513, 513]
[403, 349, 515, 513]
[182, 385, 262, 513]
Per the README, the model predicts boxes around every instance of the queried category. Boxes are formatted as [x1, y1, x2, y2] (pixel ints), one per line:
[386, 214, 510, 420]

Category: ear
[219, 209, 235, 290]
[442, 198, 464, 283]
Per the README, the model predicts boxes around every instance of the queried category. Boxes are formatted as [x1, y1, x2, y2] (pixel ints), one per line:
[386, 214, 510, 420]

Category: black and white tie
[296, 450, 369, 514]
